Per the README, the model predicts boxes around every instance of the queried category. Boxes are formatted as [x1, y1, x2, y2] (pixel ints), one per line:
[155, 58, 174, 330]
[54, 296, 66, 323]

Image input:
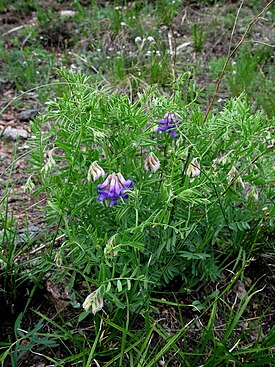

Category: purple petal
[158, 125, 168, 132]
[98, 191, 108, 201]
[117, 173, 132, 188]
[164, 114, 172, 124]
[123, 180, 132, 188]
[109, 174, 121, 201]
[170, 129, 177, 138]
[110, 200, 118, 207]
[121, 187, 133, 199]
[97, 174, 112, 190]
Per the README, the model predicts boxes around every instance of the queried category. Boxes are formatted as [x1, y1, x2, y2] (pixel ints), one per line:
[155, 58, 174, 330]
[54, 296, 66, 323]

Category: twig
[2, 25, 26, 37]
[30, 243, 47, 254]
[228, 0, 244, 56]
[203, 0, 274, 124]
[15, 198, 47, 216]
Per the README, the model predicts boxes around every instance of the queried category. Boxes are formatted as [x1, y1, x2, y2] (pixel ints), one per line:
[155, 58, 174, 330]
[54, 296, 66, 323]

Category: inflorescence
[157, 112, 179, 138]
[97, 172, 133, 207]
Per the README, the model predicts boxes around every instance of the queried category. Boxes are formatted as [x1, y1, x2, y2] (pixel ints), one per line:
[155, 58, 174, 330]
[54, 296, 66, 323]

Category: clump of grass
[192, 23, 205, 53]
[209, 45, 274, 116]
[0, 0, 40, 15]
[0, 44, 56, 94]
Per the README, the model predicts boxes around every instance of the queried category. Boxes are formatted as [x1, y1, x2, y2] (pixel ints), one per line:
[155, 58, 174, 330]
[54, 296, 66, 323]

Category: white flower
[212, 154, 229, 171]
[147, 36, 155, 42]
[24, 175, 35, 193]
[135, 36, 142, 43]
[83, 290, 104, 314]
[41, 149, 56, 174]
[187, 158, 200, 182]
[104, 236, 118, 257]
[87, 162, 105, 182]
[227, 166, 245, 189]
[144, 152, 160, 173]
[245, 185, 259, 202]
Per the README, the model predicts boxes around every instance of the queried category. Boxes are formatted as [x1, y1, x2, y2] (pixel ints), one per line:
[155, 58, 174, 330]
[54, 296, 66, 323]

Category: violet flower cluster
[97, 172, 133, 207]
[157, 112, 179, 138]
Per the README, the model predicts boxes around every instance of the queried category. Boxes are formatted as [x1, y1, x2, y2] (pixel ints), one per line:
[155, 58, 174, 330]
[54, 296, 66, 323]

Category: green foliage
[192, 23, 205, 53]
[155, 0, 182, 25]
[28, 70, 274, 313]
[226, 46, 274, 117]
[209, 45, 274, 117]
[0, 45, 56, 92]
[0, 0, 40, 14]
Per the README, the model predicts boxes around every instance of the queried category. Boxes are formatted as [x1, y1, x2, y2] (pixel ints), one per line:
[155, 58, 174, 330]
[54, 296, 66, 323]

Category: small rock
[18, 109, 39, 121]
[2, 113, 15, 120]
[60, 10, 76, 17]
[15, 225, 43, 245]
[235, 280, 247, 300]
[2, 126, 29, 140]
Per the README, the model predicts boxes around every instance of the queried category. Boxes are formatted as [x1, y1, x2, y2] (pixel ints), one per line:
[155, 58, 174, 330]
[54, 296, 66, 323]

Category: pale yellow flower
[144, 152, 160, 173]
[83, 290, 104, 315]
[87, 162, 105, 182]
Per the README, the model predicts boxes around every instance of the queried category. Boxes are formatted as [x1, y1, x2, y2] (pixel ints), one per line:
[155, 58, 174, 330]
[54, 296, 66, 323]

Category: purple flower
[158, 112, 179, 138]
[97, 172, 133, 207]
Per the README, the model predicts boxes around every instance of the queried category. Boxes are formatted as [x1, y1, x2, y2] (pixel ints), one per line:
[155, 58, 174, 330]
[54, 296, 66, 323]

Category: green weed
[0, 45, 56, 94]
[26, 70, 273, 306]
[192, 23, 205, 53]
[209, 45, 274, 116]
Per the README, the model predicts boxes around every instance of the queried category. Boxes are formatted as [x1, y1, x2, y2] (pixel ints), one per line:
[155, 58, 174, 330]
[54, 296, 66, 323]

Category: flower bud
[187, 158, 200, 182]
[144, 152, 160, 173]
[212, 153, 229, 171]
[227, 166, 245, 189]
[24, 175, 35, 193]
[104, 236, 118, 257]
[41, 149, 56, 174]
[245, 185, 259, 202]
[135, 36, 142, 43]
[83, 290, 104, 314]
[147, 36, 155, 42]
[87, 162, 105, 182]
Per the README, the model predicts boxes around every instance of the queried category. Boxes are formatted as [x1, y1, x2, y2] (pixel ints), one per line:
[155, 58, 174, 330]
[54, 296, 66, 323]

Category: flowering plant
[29, 70, 274, 312]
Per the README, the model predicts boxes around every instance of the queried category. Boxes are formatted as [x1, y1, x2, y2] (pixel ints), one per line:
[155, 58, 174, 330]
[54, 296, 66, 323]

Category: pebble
[60, 10, 76, 17]
[18, 109, 39, 121]
[2, 126, 29, 140]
